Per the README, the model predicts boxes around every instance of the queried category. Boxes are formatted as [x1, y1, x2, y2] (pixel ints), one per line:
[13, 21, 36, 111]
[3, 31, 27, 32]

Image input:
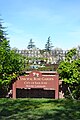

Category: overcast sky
[0, 0, 80, 50]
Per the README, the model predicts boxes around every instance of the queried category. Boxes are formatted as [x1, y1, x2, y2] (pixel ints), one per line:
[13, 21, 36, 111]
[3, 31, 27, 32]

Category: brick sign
[12, 71, 59, 99]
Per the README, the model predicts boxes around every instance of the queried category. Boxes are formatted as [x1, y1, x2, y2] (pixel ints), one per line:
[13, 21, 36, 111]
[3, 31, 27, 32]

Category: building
[16, 48, 68, 64]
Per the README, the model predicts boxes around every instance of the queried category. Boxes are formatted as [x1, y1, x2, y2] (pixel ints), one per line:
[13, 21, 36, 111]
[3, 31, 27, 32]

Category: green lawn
[0, 98, 80, 120]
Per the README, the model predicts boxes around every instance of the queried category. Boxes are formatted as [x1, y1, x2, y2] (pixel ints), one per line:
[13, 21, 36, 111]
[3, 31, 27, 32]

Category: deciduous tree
[57, 48, 80, 99]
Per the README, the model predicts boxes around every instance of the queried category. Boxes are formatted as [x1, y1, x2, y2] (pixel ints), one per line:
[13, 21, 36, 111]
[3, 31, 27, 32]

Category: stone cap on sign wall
[23, 70, 58, 75]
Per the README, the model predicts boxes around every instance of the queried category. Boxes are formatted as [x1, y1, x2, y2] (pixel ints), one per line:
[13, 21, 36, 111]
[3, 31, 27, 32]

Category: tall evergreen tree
[0, 18, 24, 97]
[45, 36, 53, 51]
[27, 39, 35, 49]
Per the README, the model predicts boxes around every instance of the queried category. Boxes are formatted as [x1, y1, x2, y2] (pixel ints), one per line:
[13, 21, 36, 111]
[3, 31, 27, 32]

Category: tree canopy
[0, 19, 24, 97]
[27, 39, 35, 49]
[45, 36, 53, 51]
[57, 48, 80, 99]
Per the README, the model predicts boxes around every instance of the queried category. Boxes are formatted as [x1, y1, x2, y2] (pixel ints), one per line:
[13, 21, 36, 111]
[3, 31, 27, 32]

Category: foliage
[45, 36, 53, 52]
[27, 38, 35, 49]
[57, 48, 80, 99]
[0, 98, 80, 120]
[0, 19, 24, 97]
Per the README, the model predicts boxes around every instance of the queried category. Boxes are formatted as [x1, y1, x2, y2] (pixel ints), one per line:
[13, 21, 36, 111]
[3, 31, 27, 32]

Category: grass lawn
[0, 98, 80, 120]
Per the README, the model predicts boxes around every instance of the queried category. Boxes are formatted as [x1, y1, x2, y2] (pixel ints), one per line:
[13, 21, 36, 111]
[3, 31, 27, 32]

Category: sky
[0, 0, 80, 50]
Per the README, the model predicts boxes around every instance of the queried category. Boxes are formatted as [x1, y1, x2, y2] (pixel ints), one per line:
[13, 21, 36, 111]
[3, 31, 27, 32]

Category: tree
[45, 36, 53, 52]
[57, 48, 80, 99]
[27, 39, 35, 49]
[0, 19, 24, 97]
[0, 19, 7, 42]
